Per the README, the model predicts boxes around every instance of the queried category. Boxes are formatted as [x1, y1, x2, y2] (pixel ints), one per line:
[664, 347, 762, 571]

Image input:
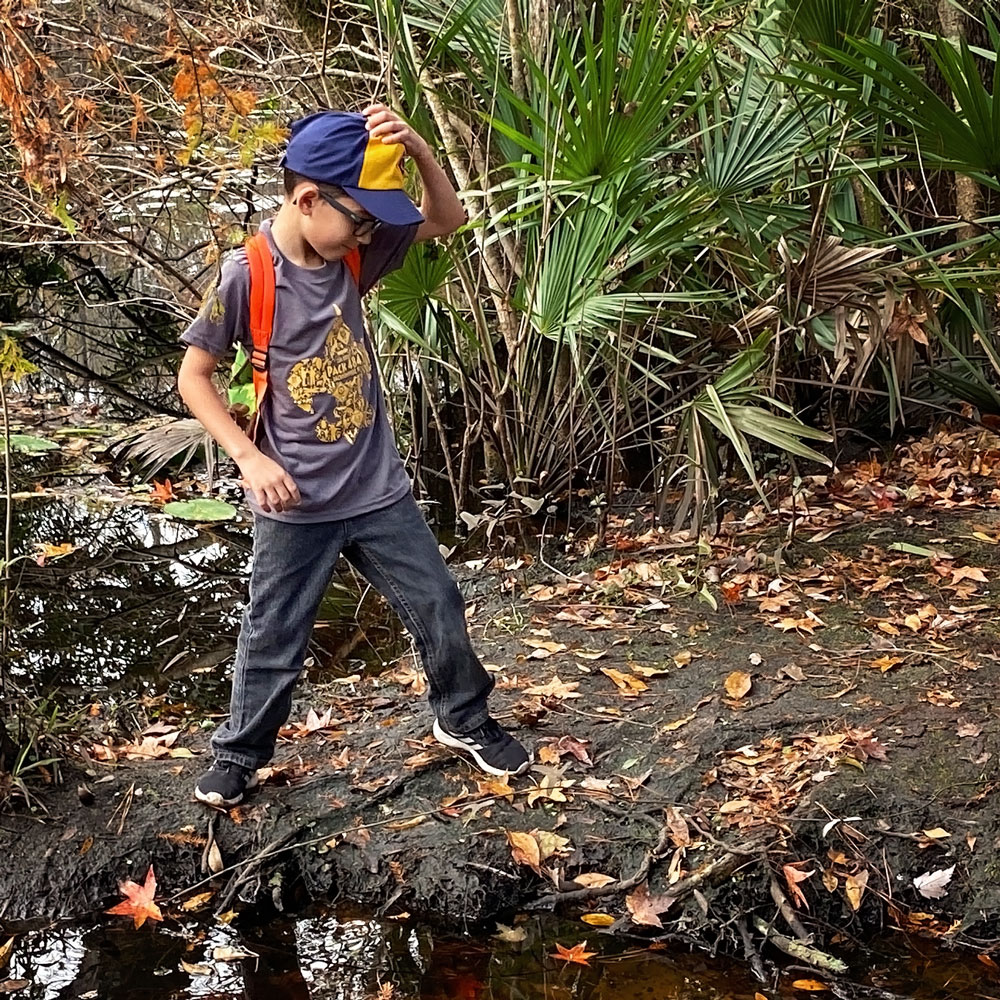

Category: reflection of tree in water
[6, 498, 250, 699]
[5, 498, 409, 710]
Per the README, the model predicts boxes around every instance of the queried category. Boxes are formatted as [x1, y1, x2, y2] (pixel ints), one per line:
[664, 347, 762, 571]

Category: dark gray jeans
[211, 492, 495, 770]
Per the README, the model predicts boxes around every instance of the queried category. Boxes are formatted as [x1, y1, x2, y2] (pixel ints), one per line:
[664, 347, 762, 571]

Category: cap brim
[342, 187, 424, 226]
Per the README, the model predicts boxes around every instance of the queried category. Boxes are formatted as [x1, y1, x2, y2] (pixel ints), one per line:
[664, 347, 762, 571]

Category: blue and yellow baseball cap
[280, 111, 424, 226]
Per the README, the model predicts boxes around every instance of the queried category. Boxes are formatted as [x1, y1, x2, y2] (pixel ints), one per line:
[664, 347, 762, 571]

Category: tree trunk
[939, 0, 982, 246]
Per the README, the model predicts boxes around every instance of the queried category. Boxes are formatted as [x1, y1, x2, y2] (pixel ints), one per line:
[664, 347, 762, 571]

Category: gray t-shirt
[181, 218, 417, 522]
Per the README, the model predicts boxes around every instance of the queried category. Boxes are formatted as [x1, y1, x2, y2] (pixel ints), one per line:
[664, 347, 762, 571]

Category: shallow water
[4, 495, 408, 707]
[4, 906, 995, 1000]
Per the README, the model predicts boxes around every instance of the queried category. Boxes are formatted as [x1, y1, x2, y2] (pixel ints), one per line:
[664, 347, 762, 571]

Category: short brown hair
[282, 168, 344, 200]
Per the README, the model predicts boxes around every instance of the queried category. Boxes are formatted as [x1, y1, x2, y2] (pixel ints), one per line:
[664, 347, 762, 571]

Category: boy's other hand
[362, 103, 430, 160]
[238, 452, 301, 513]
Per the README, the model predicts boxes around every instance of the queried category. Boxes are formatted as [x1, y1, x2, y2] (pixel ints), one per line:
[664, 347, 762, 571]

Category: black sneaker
[433, 717, 531, 777]
[194, 761, 260, 807]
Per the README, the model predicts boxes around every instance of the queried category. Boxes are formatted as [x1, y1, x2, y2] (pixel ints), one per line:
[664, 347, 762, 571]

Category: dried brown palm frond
[108, 418, 218, 484]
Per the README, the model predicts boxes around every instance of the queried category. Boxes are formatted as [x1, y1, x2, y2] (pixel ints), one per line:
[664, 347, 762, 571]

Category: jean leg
[212, 515, 345, 769]
[341, 493, 494, 732]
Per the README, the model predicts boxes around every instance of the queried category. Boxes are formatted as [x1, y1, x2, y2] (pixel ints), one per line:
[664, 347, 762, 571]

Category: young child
[177, 104, 531, 807]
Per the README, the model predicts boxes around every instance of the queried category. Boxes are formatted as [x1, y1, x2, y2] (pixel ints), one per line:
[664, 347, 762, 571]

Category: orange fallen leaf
[600, 667, 648, 696]
[105, 865, 163, 928]
[33, 542, 75, 566]
[724, 671, 752, 699]
[782, 861, 815, 910]
[871, 655, 902, 673]
[551, 941, 597, 966]
[150, 479, 174, 502]
[792, 981, 829, 991]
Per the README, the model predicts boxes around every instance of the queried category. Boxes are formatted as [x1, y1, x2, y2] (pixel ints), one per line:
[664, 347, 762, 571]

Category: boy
[177, 104, 531, 807]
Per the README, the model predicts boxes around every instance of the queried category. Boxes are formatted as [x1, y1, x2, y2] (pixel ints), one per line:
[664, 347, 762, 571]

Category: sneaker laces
[464, 718, 508, 745]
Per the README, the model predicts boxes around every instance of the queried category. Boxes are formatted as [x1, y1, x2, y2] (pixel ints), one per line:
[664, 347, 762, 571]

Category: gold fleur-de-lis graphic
[286, 305, 375, 443]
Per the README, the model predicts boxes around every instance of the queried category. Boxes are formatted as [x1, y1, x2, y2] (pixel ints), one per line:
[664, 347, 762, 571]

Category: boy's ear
[292, 183, 319, 213]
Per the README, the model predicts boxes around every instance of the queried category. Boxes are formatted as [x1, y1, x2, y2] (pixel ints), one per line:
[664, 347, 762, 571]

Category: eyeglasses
[318, 193, 382, 237]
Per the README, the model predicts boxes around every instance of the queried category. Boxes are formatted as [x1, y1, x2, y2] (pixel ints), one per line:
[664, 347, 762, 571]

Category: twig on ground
[753, 916, 848, 974]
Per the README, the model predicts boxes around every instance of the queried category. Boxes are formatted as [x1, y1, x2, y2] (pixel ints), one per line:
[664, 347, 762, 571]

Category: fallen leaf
[507, 831, 541, 871]
[105, 865, 163, 928]
[724, 671, 752, 699]
[845, 870, 868, 911]
[150, 479, 174, 502]
[921, 828, 950, 840]
[33, 541, 75, 566]
[580, 912, 616, 927]
[180, 891, 215, 911]
[957, 722, 982, 738]
[523, 639, 568, 659]
[792, 981, 829, 991]
[950, 566, 988, 586]
[551, 942, 597, 966]
[523, 676, 582, 699]
[212, 946, 257, 962]
[0, 938, 12, 970]
[493, 922, 527, 943]
[180, 960, 212, 975]
[572, 872, 616, 888]
[625, 882, 674, 928]
[207, 841, 224, 874]
[783, 862, 815, 910]
[600, 667, 648, 696]
[871, 655, 903, 673]
[914, 865, 955, 899]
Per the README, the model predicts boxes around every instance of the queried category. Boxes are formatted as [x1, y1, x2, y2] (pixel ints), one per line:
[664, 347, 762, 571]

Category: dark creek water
[4, 907, 994, 1000]
[5, 496, 408, 706]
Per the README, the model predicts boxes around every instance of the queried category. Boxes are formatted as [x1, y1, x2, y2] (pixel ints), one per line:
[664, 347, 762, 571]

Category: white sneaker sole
[432, 720, 531, 778]
[194, 771, 259, 808]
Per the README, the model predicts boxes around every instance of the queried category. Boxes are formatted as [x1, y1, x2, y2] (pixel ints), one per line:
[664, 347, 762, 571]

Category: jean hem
[211, 751, 259, 771]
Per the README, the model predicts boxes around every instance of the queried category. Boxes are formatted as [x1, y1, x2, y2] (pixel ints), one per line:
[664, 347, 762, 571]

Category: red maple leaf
[105, 865, 164, 928]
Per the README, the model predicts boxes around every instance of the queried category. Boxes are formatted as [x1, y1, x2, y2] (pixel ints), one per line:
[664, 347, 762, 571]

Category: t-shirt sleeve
[358, 223, 419, 296]
[180, 252, 250, 358]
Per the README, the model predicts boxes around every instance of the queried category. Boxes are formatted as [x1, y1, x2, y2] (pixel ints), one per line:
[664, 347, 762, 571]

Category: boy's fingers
[369, 122, 407, 141]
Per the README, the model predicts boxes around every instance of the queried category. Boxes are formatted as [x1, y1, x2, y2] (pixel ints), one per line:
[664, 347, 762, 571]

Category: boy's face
[294, 184, 377, 261]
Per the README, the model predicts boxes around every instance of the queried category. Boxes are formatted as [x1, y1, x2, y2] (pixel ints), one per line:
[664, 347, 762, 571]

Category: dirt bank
[3, 425, 1000, 981]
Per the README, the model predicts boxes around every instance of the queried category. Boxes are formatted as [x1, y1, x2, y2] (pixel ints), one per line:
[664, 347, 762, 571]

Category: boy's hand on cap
[238, 452, 301, 513]
[362, 103, 430, 159]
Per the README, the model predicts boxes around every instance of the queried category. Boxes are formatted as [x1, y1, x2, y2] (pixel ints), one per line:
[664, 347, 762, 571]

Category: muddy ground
[3, 423, 1000, 982]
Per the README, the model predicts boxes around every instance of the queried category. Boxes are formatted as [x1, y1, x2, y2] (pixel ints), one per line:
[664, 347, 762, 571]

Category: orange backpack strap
[242, 235, 360, 434]
[344, 247, 361, 287]
[244, 232, 275, 425]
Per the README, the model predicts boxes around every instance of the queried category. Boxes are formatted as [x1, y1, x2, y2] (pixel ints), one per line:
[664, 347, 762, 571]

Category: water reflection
[5, 908, 994, 1000]
[4, 497, 408, 708]
[1, 911, 750, 1000]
